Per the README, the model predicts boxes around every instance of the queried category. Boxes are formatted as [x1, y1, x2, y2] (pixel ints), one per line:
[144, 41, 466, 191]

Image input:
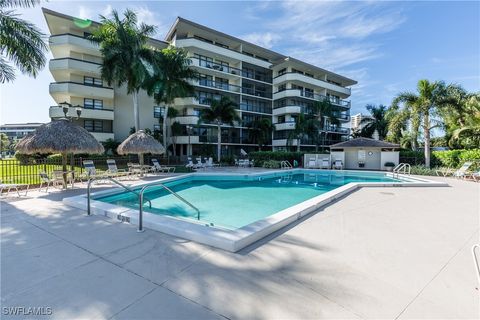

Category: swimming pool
[64, 169, 447, 252]
[95, 171, 400, 229]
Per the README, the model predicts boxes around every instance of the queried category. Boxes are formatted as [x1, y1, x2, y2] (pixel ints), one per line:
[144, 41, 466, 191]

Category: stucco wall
[380, 151, 400, 170]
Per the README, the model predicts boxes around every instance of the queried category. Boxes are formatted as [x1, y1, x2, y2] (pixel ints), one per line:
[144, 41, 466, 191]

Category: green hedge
[400, 149, 480, 167]
[249, 151, 304, 167]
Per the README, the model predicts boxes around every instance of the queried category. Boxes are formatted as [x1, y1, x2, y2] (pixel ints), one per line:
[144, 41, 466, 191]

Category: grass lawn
[0, 158, 191, 185]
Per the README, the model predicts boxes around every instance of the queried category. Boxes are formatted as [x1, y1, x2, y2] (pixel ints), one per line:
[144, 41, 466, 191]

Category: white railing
[281, 160, 293, 170]
[393, 163, 411, 178]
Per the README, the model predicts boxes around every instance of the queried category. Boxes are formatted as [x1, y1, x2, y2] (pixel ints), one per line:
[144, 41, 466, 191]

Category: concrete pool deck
[1, 174, 479, 319]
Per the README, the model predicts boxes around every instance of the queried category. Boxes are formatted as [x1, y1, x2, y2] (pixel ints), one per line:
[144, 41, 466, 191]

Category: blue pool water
[95, 171, 400, 229]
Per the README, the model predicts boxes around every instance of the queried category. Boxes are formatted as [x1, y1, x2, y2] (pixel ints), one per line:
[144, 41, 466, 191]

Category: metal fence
[0, 155, 185, 185]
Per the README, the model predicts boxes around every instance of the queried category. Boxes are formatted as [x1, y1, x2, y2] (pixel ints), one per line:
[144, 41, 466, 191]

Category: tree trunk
[162, 105, 170, 157]
[424, 114, 431, 169]
[132, 91, 140, 132]
[217, 124, 221, 162]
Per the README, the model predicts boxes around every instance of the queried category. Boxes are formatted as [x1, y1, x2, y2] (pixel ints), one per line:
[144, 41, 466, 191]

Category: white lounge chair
[106, 159, 130, 178]
[151, 158, 175, 173]
[83, 160, 109, 181]
[467, 170, 480, 182]
[435, 167, 455, 177]
[0, 179, 28, 196]
[321, 158, 330, 169]
[194, 157, 205, 169]
[452, 161, 474, 179]
[333, 160, 343, 170]
[186, 157, 195, 170]
[206, 157, 220, 168]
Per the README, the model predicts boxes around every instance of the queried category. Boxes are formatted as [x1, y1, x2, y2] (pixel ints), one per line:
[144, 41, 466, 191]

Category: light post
[186, 125, 193, 157]
[59, 101, 82, 120]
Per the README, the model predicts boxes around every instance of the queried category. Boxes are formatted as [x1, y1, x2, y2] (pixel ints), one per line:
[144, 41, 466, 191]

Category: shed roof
[330, 138, 400, 149]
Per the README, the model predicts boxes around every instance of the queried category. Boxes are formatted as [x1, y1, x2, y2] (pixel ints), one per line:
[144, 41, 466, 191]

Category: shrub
[432, 150, 462, 167]
[14, 152, 46, 164]
[262, 160, 281, 169]
[249, 151, 303, 167]
[410, 165, 438, 176]
[400, 149, 480, 168]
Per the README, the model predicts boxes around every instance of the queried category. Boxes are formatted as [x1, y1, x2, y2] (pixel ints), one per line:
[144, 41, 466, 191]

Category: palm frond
[0, 0, 39, 8]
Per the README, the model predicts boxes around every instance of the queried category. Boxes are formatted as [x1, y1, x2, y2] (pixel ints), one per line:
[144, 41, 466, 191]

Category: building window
[84, 120, 103, 132]
[278, 68, 287, 76]
[84, 76, 103, 87]
[84, 98, 103, 109]
[153, 106, 164, 118]
[194, 53, 213, 68]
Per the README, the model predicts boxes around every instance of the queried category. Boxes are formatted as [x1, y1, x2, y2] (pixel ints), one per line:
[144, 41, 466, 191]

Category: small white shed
[329, 138, 400, 171]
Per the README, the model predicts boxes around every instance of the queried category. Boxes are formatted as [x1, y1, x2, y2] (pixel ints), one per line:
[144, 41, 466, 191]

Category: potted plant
[384, 162, 396, 172]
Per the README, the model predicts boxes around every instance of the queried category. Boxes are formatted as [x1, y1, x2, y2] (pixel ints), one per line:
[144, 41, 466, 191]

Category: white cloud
[78, 6, 92, 20]
[241, 32, 281, 49]
[101, 4, 113, 17]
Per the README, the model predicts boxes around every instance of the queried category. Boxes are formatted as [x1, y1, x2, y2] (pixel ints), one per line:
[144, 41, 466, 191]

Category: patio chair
[333, 160, 343, 170]
[186, 157, 195, 170]
[468, 170, 480, 182]
[194, 157, 205, 169]
[106, 159, 130, 178]
[0, 179, 28, 196]
[321, 158, 330, 169]
[206, 157, 220, 168]
[53, 170, 75, 188]
[451, 161, 474, 179]
[435, 167, 455, 177]
[151, 159, 175, 173]
[83, 160, 107, 180]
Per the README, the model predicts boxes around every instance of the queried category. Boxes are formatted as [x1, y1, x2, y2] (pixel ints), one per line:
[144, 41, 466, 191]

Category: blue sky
[1, 0, 479, 125]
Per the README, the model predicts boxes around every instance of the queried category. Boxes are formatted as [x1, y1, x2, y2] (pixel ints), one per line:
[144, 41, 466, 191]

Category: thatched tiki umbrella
[16, 119, 104, 188]
[117, 130, 165, 169]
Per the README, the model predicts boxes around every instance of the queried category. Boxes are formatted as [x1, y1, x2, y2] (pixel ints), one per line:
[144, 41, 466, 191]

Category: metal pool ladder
[87, 177, 152, 216]
[281, 160, 293, 170]
[473, 244, 480, 285]
[393, 163, 411, 178]
[137, 181, 200, 232]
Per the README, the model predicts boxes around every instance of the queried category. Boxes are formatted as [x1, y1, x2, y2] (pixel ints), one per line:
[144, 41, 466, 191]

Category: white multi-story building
[351, 113, 374, 131]
[0, 123, 43, 140]
[43, 9, 356, 156]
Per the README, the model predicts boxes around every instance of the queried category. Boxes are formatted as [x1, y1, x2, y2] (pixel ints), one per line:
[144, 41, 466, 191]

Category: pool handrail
[138, 182, 200, 232]
[87, 177, 151, 216]
[393, 163, 411, 178]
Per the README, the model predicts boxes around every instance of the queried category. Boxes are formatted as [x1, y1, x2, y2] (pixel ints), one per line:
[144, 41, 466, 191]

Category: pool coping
[63, 170, 448, 252]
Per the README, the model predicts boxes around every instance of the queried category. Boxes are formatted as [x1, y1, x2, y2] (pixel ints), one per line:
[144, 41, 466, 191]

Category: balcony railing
[241, 87, 271, 99]
[198, 136, 241, 144]
[191, 57, 242, 76]
[239, 103, 272, 114]
[274, 89, 350, 107]
[198, 79, 241, 93]
[49, 81, 113, 90]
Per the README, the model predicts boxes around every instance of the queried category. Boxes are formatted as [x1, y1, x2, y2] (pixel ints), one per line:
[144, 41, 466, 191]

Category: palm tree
[170, 121, 183, 156]
[287, 113, 318, 151]
[312, 99, 340, 151]
[90, 9, 155, 132]
[248, 118, 273, 151]
[198, 97, 240, 161]
[0, 0, 48, 83]
[143, 47, 196, 154]
[392, 80, 449, 168]
[359, 104, 389, 140]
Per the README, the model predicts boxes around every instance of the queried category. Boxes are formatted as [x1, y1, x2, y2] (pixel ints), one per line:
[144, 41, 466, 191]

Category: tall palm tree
[198, 97, 240, 161]
[143, 47, 196, 153]
[287, 113, 318, 151]
[312, 99, 340, 151]
[0, 0, 47, 83]
[392, 80, 449, 168]
[248, 118, 273, 151]
[90, 9, 155, 132]
[359, 104, 389, 140]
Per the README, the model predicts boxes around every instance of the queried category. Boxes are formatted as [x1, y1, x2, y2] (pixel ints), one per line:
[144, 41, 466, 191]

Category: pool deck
[1, 171, 479, 319]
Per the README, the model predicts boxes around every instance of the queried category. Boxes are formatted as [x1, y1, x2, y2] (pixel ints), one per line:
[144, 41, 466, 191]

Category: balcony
[170, 136, 199, 144]
[241, 87, 271, 99]
[49, 58, 101, 78]
[49, 106, 114, 121]
[195, 79, 241, 94]
[174, 97, 208, 107]
[273, 89, 350, 108]
[173, 115, 199, 125]
[49, 34, 99, 57]
[90, 132, 114, 142]
[273, 72, 351, 96]
[49, 82, 114, 101]
[275, 122, 296, 131]
[190, 57, 242, 79]
[176, 38, 272, 68]
[239, 103, 272, 114]
[272, 106, 302, 116]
